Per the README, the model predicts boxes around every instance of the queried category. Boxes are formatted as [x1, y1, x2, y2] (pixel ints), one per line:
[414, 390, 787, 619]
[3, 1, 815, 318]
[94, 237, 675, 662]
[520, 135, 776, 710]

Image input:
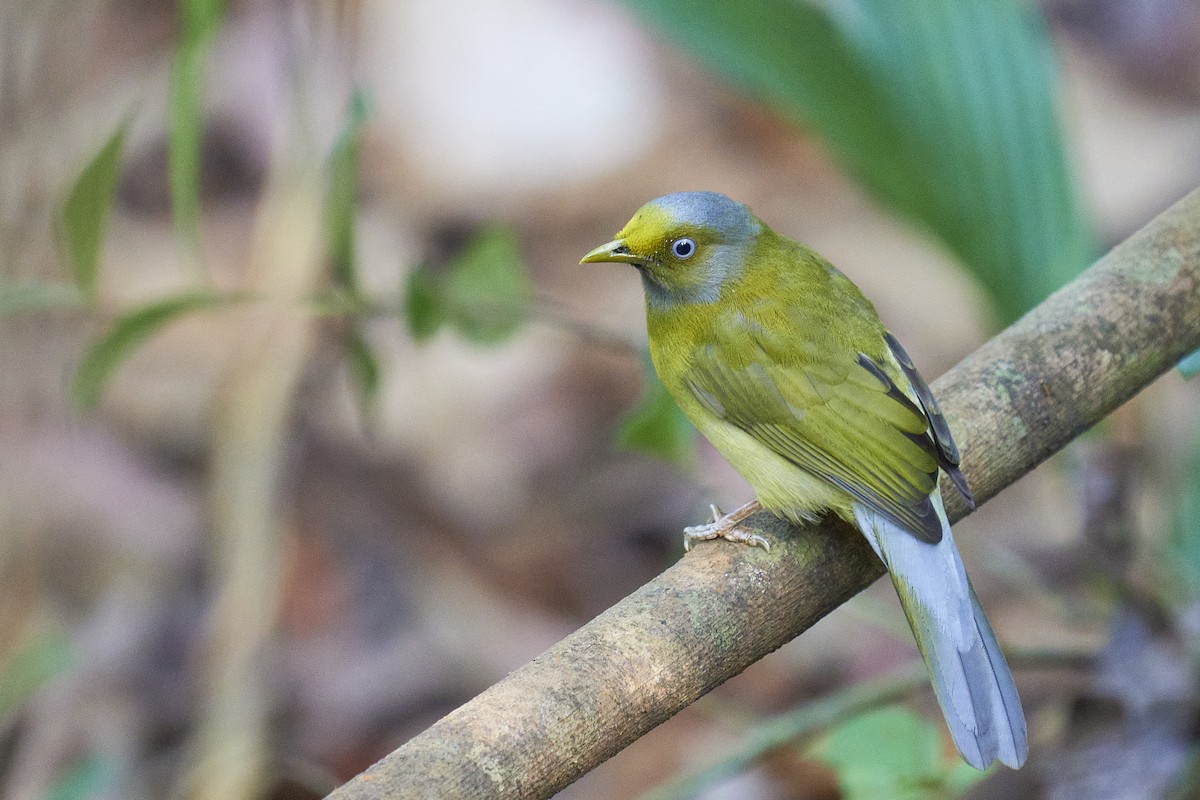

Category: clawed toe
[721, 529, 771, 551]
[682, 503, 771, 552]
[682, 520, 721, 551]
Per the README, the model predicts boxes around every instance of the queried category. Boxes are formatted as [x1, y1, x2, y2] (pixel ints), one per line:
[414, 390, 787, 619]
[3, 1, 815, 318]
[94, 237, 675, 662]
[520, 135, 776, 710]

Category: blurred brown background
[3, 0, 1200, 798]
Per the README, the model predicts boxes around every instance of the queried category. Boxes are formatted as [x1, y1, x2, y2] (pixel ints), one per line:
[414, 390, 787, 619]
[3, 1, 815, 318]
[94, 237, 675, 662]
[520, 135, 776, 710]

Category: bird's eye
[671, 237, 696, 259]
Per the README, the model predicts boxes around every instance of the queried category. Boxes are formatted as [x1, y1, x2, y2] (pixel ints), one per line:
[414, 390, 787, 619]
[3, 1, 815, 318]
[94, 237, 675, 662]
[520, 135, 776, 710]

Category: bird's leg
[683, 500, 769, 551]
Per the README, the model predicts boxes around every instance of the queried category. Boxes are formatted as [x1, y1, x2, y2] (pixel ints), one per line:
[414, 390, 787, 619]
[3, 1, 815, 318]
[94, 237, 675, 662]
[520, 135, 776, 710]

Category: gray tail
[913, 582, 1028, 769]
[854, 498, 1028, 769]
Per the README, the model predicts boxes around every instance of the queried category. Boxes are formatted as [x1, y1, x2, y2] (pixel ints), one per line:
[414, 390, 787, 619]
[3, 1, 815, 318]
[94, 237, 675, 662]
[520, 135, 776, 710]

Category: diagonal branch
[327, 189, 1200, 800]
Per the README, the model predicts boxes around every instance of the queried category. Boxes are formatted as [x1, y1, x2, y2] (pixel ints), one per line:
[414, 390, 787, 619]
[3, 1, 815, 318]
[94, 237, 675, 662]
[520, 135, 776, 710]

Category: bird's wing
[685, 310, 948, 542]
[883, 332, 975, 508]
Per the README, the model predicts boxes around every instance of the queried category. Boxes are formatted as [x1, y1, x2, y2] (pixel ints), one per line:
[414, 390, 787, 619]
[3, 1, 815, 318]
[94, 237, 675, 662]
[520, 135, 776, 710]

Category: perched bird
[581, 191, 1027, 769]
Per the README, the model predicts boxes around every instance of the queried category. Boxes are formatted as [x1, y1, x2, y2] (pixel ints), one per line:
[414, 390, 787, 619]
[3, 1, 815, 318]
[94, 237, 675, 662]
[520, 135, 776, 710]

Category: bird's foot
[683, 501, 769, 552]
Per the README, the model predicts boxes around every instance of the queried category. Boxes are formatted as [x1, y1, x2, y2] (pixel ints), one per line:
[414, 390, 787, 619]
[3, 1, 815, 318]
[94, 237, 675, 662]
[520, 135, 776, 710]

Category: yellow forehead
[615, 204, 680, 254]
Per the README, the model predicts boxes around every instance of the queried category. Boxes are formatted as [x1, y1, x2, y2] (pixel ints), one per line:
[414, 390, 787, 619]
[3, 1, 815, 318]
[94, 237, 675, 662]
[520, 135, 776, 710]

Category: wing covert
[686, 315, 947, 542]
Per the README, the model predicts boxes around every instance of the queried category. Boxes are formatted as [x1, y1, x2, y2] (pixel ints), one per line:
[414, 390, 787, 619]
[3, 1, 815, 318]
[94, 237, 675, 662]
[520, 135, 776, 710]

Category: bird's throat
[637, 268, 675, 311]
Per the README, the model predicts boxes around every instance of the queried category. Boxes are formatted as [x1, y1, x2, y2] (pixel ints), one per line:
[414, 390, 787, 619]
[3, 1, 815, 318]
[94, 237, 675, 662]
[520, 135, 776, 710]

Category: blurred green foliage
[639, 664, 929, 800]
[442, 226, 532, 343]
[326, 90, 383, 420]
[0, 634, 74, 719]
[54, 63, 380, 416]
[403, 226, 532, 346]
[327, 90, 371, 296]
[812, 707, 986, 800]
[169, 0, 227, 255]
[0, 282, 83, 317]
[344, 329, 382, 420]
[43, 756, 117, 800]
[60, 122, 128, 301]
[404, 266, 446, 341]
[618, 355, 698, 467]
[71, 292, 230, 412]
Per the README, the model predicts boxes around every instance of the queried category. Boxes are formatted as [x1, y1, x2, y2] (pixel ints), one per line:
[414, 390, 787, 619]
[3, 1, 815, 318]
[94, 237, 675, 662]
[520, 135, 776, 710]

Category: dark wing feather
[884, 331, 975, 509]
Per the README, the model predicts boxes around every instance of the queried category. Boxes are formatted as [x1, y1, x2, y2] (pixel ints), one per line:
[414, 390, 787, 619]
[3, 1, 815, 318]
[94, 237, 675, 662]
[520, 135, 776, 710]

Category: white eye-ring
[671, 237, 696, 259]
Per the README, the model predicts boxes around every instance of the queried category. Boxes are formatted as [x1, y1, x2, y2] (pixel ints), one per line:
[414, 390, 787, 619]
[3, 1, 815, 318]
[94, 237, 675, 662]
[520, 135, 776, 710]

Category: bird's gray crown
[649, 192, 757, 241]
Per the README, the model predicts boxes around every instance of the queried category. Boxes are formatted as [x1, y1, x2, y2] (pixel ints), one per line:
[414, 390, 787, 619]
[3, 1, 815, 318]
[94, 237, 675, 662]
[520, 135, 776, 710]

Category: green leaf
[345, 326, 382, 422]
[813, 707, 983, 800]
[617, 355, 696, 467]
[402, 226, 531, 346]
[0, 634, 74, 717]
[817, 707, 940, 781]
[443, 225, 531, 345]
[0, 283, 84, 317]
[178, 0, 225, 40]
[169, 42, 204, 253]
[942, 759, 991, 797]
[44, 756, 117, 800]
[72, 291, 229, 412]
[403, 265, 446, 341]
[637, 664, 929, 800]
[169, 0, 226, 255]
[60, 123, 128, 300]
[327, 89, 371, 294]
[1177, 349, 1200, 379]
[621, 0, 1095, 322]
